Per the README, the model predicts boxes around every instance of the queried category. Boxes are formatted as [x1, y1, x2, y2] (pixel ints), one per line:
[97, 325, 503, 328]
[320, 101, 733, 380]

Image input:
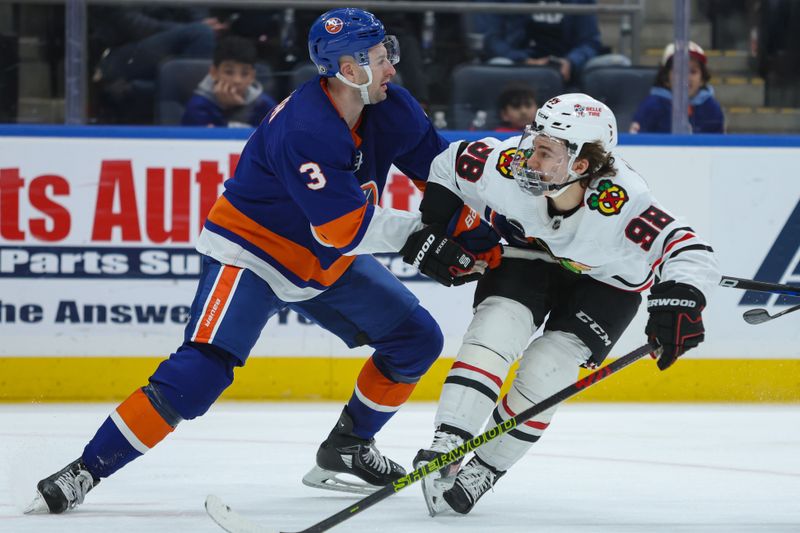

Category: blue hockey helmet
[308, 8, 398, 77]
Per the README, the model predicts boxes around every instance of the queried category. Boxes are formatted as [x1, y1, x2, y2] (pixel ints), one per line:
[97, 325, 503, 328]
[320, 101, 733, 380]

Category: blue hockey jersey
[196, 77, 448, 301]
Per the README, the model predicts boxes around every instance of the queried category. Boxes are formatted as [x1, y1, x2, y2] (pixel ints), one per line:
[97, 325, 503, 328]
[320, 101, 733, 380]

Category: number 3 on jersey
[299, 162, 327, 190]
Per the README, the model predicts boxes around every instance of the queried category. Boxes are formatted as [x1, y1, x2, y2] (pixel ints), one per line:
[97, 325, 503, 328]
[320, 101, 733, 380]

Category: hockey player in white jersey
[411, 93, 720, 516]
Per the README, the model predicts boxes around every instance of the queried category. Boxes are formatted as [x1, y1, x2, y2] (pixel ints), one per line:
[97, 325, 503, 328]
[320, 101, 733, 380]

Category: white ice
[1, 402, 799, 533]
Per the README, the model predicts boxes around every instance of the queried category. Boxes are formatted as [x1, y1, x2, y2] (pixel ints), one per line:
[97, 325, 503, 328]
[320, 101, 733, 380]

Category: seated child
[630, 41, 724, 134]
[182, 35, 277, 127]
[495, 83, 538, 132]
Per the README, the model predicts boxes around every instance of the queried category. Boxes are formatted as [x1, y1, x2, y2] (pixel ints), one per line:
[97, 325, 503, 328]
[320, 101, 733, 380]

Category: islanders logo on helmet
[324, 17, 344, 34]
[308, 8, 387, 77]
[588, 179, 628, 216]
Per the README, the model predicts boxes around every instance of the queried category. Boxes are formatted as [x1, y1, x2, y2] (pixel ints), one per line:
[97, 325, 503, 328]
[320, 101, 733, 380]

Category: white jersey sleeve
[428, 138, 720, 300]
[427, 136, 523, 216]
[611, 170, 720, 299]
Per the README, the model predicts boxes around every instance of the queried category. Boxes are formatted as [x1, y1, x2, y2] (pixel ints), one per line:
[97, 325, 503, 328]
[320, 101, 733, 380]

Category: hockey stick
[719, 276, 800, 298]
[205, 342, 657, 533]
[742, 302, 800, 325]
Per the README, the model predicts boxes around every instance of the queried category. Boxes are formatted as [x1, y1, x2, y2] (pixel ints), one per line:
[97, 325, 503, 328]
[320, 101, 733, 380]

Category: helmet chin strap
[335, 65, 374, 105]
[543, 171, 587, 198]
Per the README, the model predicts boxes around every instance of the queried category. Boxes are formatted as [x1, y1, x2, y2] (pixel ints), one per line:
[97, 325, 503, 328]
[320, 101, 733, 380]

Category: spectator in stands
[182, 36, 276, 128]
[629, 41, 725, 134]
[479, 0, 622, 84]
[90, 6, 221, 123]
[495, 83, 538, 132]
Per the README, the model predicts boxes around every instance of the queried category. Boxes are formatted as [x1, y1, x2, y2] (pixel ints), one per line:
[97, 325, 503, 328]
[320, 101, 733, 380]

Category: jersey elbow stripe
[206, 196, 355, 286]
[651, 232, 697, 272]
[312, 203, 369, 249]
[354, 357, 416, 413]
[191, 264, 242, 344]
[111, 388, 174, 454]
[611, 273, 654, 292]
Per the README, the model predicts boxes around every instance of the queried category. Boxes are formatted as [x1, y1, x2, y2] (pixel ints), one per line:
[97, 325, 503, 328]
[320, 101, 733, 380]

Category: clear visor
[353, 35, 400, 67]
[509, 126, 573, 197]
[382, 35, 401, 65]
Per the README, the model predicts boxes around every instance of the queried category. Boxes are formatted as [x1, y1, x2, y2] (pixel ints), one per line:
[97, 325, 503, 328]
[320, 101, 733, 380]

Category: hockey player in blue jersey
[25, 8, 483, 514]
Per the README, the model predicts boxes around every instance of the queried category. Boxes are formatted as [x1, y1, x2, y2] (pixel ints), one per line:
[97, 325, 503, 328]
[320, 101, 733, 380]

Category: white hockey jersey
[427, 136, 720, 297]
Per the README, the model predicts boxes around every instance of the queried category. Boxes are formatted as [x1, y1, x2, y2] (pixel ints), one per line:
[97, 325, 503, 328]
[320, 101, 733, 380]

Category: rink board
[1, 127, 799, 402]
[1, 356, 800, 403]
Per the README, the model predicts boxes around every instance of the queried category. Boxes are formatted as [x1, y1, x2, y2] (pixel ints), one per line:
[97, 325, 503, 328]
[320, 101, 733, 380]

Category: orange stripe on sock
[356, 357, 416, 408]
[116, 388, 174, 449]
[194, 265, 240, 344]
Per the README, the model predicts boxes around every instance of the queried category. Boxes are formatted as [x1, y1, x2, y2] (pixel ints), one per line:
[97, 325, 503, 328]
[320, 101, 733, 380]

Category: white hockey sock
[434, 343, 510, 437]
[476, 330, 587, 472]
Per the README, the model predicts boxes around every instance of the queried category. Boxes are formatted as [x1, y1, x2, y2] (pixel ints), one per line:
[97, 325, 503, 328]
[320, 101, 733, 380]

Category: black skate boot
[302, 407, 406, 494]
[24, 458, 100, 514]
[412, 424, 472, 516]
[441, 455, 505, 515]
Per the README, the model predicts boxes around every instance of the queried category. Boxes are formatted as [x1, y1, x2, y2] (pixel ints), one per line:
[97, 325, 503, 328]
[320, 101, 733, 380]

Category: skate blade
[301, 465, 380, 495]
[415, 460, 454, 517]
[23, 492, 50, 515]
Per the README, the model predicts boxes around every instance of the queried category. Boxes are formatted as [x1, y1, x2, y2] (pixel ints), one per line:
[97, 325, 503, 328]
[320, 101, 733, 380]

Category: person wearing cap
[629, 41, 725, 134]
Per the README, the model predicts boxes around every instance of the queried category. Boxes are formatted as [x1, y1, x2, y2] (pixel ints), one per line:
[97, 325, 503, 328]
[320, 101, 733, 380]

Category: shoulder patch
[495, 148, 518, 179]
[587, 179, 628, 216]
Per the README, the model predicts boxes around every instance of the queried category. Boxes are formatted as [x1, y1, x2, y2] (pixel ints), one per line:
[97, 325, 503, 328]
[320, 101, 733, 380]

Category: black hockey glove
[400, 225, 477, 287]
[645, 280, 706, 371]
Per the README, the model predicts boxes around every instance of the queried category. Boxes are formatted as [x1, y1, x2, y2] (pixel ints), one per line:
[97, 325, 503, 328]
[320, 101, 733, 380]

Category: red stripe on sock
[451, 361, 504, 388]
[501, 395, 550, 430]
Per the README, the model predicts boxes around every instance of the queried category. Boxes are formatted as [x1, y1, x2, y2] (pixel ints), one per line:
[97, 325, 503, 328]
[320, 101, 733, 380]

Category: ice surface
[2, 402, 799, 533]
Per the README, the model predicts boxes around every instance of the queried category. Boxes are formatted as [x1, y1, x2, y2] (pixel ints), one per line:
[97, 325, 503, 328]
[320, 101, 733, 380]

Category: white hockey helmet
[511, 93, 618, 196]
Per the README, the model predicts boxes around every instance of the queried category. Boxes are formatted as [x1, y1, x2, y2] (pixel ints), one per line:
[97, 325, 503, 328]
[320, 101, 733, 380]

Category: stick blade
[742, 308, 770, 325]
[205, 495, 279, 533]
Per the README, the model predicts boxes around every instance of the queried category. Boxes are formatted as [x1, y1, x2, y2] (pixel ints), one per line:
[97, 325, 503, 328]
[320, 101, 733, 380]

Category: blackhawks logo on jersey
[587, 179, 627, 216]
[495, 148, 519, 179]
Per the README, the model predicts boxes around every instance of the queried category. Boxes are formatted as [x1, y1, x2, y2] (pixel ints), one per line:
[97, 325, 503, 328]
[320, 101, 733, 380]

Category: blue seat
[449, 65, 564, 130]
[156, 58, 275, 125]
[580, 66, 658, 133]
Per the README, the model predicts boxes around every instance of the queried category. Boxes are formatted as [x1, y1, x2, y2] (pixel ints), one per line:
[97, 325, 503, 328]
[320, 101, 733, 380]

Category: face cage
[352, 35, 400, 67]
[510, 126, 578, 197]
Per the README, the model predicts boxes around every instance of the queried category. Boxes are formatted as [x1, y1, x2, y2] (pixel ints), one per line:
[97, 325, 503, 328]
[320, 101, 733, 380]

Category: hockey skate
[412, 425, 470, 516]
[24, 458, 100, 514]
[440, 455, 505, 515]
[302, 408, 406, 495]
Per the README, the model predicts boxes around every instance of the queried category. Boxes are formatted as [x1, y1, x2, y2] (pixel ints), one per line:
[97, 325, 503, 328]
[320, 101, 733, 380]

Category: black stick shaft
[769, 303, 800, 320]
[720, 276, 800, 297]
[291, 342, 656, 533]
